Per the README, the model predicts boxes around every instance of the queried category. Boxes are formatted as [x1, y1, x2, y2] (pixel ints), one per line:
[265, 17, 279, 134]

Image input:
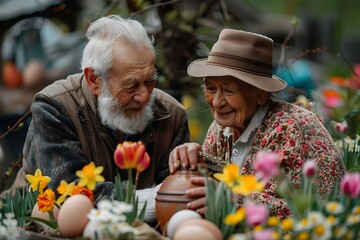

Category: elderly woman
[169, 29, 346, 218]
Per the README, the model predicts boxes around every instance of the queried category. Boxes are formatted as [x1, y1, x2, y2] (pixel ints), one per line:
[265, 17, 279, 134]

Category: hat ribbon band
[207, 52, 272, 77]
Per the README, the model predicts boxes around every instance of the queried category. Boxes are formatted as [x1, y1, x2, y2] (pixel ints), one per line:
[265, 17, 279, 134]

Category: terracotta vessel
[155, 169, 203, 233]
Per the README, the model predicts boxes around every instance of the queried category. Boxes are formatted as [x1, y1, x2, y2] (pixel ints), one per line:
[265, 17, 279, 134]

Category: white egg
[166, 210, 201, 238]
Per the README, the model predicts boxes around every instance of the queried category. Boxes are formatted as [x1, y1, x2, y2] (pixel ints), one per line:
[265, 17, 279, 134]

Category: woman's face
[204, 76, 268, 132]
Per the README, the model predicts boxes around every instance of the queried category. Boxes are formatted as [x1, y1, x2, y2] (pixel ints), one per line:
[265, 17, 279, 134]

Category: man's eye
[124, 83, 139, 93]
[144, 79, 156, 86]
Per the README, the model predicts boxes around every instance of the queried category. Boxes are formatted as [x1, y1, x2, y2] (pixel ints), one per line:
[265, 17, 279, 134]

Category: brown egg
[174, 219, 223, 240]
[57, 194, 93, 238]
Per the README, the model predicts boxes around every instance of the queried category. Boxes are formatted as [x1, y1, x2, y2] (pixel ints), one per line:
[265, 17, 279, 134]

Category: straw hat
[187, 29, 287, 92]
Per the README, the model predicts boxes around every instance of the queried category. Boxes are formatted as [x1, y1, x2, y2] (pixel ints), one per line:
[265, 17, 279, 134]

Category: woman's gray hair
[81, 15, 155, 79]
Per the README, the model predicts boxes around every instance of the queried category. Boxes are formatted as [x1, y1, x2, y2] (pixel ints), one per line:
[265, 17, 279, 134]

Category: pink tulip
[245, 201, 268, 227]
[340, 172, 360, 198]
[303, 159, 317, 177]
[253, 229, 274, 240]
[335, 120, 348, 133]
[114, 141, 150, 172]
[253, 150, 279, 182]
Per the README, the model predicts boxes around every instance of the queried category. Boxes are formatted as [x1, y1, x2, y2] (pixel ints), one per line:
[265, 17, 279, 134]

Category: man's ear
[257, 90, 270, 106]
[84, 67, 100, 96]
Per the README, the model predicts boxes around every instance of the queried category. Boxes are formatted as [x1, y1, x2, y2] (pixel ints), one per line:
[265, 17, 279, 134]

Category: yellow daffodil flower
[224, 207, 245, 225]
[213, 164, 242, 187]
[56, 180, 75, 205]
[26, 169, 51, 194]
[76, 162, 105, 190]
[281, 218, 294, 232]
[267, 216, 280, 227]
[231, 175, 264, 196]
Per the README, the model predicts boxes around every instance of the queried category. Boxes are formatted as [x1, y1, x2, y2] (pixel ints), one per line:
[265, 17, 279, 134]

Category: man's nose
[133, 84, 151, 104]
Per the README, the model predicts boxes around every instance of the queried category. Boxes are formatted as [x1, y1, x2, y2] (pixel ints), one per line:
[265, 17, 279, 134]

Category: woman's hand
[186, 176, 207, 215]
[169, 143, 202, 174]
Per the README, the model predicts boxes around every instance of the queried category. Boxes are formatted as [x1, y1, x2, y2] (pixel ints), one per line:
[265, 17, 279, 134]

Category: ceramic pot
[155, 169, 203, 233]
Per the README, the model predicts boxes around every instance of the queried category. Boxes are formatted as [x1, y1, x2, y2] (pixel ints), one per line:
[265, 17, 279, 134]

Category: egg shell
[173, 224, 217, 240]
[166, 210, 202, 238]
[57, 194, 93, 237]
[174, 219, 223, 240]
[31, 204, 59, 221]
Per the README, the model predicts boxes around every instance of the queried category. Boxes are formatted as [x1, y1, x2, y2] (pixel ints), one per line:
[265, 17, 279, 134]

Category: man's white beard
[97, 85, 155, 134]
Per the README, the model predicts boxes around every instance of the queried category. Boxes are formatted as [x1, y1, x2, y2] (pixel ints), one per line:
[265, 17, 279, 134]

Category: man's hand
[169, 143, 202, 174]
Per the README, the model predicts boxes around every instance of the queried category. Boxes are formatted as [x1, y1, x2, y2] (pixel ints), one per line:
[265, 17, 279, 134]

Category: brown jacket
[7, 73, 189, 196]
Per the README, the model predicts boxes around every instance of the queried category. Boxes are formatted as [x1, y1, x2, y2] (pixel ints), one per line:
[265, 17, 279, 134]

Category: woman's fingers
[186, 196, 206, 215]
[168, 143, 202, 174]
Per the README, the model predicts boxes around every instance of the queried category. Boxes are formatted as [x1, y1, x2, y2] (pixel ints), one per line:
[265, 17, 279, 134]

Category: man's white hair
[81, 15, 155, 79]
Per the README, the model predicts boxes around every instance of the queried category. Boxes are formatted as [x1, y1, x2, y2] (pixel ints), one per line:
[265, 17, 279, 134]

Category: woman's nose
[212, 90, 225, 107]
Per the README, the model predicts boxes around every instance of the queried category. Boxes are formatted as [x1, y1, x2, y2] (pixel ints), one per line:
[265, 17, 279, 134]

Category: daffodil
[56, 180, 75, 205]
[213, 164, 242, 187]
[231, 175, 264, 195]
[224, 207, 245, 225]
[281, 218, 294, 232]
[267, 216, 280, 227]
[76, 162, 105, 190]
[25, 169, 51, 194]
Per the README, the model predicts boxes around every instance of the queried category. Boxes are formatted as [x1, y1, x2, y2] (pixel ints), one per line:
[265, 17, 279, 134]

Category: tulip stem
[126, 169, 135, 204]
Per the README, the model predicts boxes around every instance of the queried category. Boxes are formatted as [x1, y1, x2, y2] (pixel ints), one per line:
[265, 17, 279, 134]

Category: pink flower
[334, 120, 348, 133]
[114, 141, 150, 172]
[322, 89, 342, 107]
[253, 229, 274, 240]
[245, 201, 268, 227]
[303, 159, 317, 177]
[253, 150, 279, 182]
[340, 172, 360, 198]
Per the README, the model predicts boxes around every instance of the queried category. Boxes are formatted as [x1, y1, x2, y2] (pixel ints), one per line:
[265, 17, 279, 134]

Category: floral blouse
[202, 99, 346, 218]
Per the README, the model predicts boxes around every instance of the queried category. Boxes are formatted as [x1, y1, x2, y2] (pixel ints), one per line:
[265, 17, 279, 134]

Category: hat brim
[187, 59, 287, 92]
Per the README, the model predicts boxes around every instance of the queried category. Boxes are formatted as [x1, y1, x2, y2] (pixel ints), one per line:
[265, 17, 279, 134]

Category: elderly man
[7, 15, 189, 221]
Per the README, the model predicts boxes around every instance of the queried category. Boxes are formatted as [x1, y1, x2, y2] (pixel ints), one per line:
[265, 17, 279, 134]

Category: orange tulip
[114, 141, 150, 172]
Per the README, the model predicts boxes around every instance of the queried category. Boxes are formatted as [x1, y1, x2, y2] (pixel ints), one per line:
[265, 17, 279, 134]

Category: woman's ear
[257, 90, 269, 106]
[84, 67, 100, 96]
